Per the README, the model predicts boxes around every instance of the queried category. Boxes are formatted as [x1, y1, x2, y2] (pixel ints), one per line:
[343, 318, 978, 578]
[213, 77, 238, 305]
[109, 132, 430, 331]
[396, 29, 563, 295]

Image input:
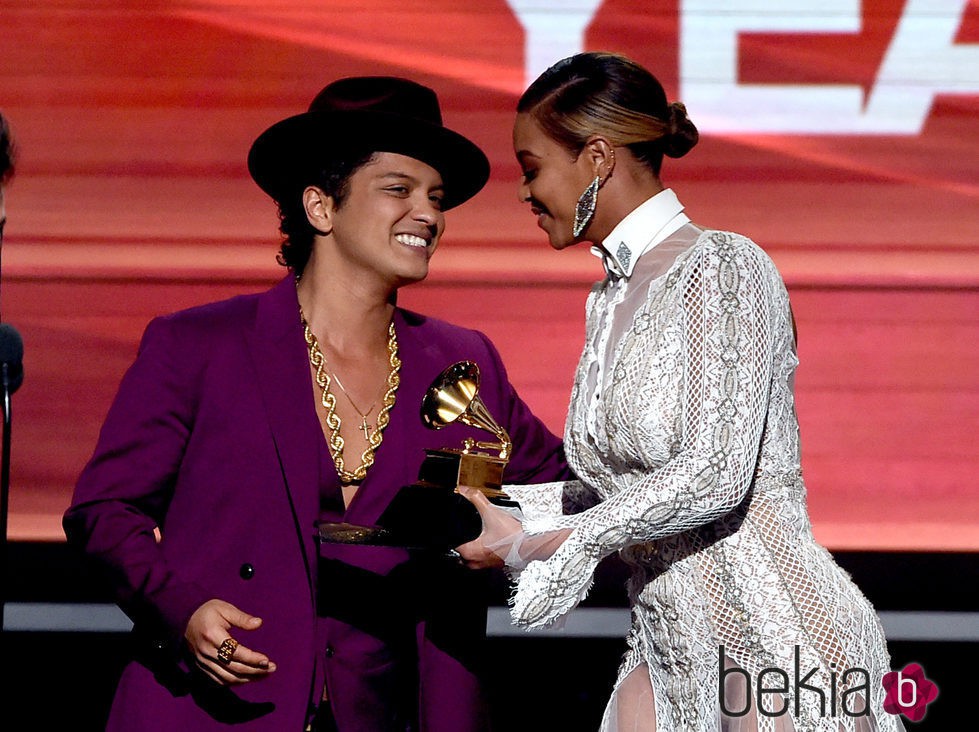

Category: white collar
[590, 188, 689, 280]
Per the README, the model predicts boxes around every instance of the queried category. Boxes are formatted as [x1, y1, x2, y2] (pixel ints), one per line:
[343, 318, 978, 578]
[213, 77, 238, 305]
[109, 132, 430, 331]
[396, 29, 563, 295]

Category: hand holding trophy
[376, 361, 517, 548]
[317, 361, 518, 550]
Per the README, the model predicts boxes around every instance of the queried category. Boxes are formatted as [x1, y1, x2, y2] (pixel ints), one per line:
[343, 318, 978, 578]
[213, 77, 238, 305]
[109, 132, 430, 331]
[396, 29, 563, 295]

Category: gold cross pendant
[360, 417, 372, 441]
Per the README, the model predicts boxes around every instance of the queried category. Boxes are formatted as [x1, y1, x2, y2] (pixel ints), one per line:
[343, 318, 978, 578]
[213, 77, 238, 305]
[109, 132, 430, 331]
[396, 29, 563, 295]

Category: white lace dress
[503, 225, 904, 732]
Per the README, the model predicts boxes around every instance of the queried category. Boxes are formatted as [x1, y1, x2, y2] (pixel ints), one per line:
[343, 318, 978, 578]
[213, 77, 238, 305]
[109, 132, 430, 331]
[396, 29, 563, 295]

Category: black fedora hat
[248, 76, 490, 210]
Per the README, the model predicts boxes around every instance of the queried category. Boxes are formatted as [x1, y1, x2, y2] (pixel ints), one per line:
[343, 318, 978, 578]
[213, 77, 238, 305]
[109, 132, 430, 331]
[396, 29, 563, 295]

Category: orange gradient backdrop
[1, 0, 977, 549]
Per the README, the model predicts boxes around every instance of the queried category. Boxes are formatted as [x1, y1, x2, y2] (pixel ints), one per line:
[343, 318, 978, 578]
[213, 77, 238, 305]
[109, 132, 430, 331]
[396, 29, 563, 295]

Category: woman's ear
[582, 136, 616, 182]
[303, 185, 334, 235]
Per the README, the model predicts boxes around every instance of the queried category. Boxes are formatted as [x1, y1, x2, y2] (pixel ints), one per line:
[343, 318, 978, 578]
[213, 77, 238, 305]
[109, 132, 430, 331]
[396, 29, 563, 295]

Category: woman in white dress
[457, 52, 905, 732]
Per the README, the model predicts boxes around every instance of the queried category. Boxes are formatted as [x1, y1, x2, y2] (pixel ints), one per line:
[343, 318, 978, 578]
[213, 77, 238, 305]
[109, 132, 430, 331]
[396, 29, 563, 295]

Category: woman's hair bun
[662, 101, 699, 158]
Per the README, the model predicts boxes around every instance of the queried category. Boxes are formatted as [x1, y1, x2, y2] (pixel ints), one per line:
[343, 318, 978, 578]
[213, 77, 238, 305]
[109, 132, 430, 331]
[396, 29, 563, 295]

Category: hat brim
[248, 109, 490, 211]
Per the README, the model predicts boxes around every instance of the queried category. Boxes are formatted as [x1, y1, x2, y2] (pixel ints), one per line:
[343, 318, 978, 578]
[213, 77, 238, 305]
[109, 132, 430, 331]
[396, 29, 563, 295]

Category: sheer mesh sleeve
[511, 234, 778, 628]
[462, 480, 599, 572]
[504, 479, 602, 522]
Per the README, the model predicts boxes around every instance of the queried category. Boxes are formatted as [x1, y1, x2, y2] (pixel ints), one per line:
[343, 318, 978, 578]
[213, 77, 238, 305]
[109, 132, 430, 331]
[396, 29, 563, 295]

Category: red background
[1, 0, 977, 549]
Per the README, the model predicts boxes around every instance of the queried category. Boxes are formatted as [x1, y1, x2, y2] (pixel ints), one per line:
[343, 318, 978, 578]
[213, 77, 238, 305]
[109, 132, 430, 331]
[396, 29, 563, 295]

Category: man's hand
[184, 599, 277, 685]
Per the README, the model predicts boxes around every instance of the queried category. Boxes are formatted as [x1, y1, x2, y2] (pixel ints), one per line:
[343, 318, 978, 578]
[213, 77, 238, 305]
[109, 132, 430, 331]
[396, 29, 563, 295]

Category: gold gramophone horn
[421, 361, 512, 460]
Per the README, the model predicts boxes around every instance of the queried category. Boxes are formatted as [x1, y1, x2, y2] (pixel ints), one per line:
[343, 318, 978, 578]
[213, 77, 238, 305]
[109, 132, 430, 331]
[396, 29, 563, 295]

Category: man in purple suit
[64, 77, 571, 731]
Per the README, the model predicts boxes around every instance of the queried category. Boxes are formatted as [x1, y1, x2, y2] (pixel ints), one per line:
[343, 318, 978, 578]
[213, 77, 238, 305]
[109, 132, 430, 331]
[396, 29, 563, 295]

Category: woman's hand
[184, 599, 277, 685]
[454, 486, 523, 569]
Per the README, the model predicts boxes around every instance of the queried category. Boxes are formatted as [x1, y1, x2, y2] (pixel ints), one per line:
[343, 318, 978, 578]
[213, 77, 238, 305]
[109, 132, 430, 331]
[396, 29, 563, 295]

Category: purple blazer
[64, 276, 571, 731]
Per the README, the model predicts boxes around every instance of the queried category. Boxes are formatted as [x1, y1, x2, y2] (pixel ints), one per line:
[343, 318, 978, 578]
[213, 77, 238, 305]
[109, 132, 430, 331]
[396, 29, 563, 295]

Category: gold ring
[217, 637, 238, 665]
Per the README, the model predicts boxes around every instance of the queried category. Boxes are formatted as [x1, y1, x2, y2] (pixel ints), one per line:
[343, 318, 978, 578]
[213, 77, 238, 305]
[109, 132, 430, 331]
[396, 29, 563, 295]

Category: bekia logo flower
[881, 663, 938, 722]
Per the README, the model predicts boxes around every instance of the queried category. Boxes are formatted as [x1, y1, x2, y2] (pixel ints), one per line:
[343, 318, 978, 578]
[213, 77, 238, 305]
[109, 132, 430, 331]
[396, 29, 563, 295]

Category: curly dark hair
[0, 112, 15, 185]
[275, 150, 377, 276]
[517, 52, 698, 177]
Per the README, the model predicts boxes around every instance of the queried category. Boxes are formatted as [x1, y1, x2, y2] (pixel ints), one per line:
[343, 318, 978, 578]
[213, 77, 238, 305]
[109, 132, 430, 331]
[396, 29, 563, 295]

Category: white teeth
[395, 234, 428, 248]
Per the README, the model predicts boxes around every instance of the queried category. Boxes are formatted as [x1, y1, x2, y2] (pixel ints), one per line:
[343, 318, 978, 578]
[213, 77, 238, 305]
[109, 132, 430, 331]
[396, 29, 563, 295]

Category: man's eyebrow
[377, 171, 444, 190]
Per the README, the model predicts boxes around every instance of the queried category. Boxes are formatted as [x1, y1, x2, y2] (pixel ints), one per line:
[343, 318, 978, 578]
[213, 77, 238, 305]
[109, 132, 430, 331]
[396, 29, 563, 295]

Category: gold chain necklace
[300, 310, 401, 483]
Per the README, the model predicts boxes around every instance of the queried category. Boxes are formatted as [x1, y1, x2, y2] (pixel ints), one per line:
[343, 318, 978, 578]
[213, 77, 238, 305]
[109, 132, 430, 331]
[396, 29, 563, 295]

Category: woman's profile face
[513, 112, 595, 250]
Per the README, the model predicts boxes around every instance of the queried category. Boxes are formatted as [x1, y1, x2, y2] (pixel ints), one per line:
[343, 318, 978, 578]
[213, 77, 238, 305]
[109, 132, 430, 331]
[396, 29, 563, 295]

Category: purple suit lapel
[244, 276, 322, 587]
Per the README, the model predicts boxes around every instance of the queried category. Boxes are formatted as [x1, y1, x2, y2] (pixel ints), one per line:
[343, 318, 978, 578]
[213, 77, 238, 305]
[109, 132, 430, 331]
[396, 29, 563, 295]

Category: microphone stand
[1, 362, 12, 632]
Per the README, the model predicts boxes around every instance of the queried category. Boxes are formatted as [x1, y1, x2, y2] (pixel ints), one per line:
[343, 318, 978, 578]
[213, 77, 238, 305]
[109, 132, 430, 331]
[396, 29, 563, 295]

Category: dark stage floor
[3, 543, 973, 730]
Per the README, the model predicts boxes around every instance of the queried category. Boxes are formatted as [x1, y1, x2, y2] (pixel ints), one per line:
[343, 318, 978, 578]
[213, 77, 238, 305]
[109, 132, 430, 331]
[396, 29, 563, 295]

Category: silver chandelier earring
[573, 176, 600, 238]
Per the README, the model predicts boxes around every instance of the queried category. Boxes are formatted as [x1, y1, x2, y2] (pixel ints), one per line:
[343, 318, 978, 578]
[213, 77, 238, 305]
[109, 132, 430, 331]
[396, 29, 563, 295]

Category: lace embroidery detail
[507, 230, 901, 731]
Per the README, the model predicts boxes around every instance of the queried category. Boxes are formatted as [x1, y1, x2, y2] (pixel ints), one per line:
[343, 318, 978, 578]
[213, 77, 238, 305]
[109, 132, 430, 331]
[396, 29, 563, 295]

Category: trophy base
[315, 520, 468, 557]
[318, 448, 519, 551]
[318, 483, 518, 551]
[418, 448, 510, 499]
[375, 482, 484, 549]
[316, 522, 402, 546]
